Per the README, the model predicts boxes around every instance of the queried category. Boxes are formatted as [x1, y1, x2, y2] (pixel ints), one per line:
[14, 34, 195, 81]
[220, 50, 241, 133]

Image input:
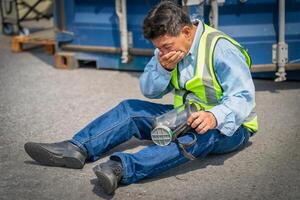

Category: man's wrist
[164, 66, 175, 72]
[207, 111, 217, 129]
[157, 61, 173, 75]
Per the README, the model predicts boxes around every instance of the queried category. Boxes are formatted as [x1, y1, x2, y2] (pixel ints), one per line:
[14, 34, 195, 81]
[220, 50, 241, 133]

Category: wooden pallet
[55, 52, 79, 69]
[55, 51, 103, 69]
[11, 29, 55, 54]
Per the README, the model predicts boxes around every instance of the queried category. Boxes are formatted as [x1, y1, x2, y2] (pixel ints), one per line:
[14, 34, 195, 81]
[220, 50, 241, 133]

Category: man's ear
[181, 26, 192, 39]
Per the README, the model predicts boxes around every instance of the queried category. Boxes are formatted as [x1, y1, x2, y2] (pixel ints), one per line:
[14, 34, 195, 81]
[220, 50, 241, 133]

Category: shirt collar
[187, 20, 204, 60]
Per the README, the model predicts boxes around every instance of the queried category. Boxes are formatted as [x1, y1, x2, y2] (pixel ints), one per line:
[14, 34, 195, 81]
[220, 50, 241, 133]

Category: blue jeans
[71, 99, 250, 185]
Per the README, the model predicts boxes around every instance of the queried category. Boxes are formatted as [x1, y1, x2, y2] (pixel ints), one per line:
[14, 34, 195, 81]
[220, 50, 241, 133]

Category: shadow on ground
[254, 79, 300, 92]
[89, 139, 252, 198]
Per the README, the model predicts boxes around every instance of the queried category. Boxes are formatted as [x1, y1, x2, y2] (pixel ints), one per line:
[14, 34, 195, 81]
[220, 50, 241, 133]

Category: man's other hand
[187, 111, 217, 134]
[158, 51, 185, 71]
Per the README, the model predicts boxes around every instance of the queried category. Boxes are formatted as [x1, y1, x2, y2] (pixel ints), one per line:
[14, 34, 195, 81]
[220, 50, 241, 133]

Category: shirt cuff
[208, 105, 236, 137]
[156, 61, 173, 76]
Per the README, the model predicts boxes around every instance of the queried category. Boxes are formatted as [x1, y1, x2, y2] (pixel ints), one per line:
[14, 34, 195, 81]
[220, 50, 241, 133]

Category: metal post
[209, 0, 219, 28]
[115, 0, 130, 63]
[58, 0, 66, 31]
[275, 0, 288, 82]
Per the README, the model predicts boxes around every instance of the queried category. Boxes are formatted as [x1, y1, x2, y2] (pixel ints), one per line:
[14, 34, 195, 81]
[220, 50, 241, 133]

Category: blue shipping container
[54, 0, 300, 79]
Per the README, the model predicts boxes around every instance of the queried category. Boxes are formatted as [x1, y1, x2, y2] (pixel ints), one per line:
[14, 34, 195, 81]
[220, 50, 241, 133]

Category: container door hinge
[272, 42, 288, 82]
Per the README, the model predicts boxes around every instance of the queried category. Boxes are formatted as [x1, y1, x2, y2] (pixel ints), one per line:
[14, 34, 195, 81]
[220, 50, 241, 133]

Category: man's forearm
[139, 53, 173, 98]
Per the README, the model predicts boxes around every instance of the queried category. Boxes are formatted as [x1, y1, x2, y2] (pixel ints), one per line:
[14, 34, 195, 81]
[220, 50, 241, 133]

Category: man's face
[151, 27, 192, 56]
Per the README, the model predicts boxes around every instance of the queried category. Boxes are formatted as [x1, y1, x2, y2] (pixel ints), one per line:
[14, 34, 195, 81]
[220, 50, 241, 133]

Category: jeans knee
[120, 99, 140, 107]
[119, 99, 148, 116]
[118, 99, 137, 117]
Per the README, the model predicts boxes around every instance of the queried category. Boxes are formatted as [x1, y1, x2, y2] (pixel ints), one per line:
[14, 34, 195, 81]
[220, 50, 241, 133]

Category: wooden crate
[11, 29, 55, 54]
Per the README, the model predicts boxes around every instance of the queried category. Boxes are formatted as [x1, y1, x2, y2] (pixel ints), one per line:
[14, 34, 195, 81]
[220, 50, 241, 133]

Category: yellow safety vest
[171, 24, 258, 133]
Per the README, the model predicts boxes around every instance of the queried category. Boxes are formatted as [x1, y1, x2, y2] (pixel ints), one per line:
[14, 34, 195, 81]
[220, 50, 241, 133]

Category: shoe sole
[93, 165, 117, 194]
[24, 142, 85, 169]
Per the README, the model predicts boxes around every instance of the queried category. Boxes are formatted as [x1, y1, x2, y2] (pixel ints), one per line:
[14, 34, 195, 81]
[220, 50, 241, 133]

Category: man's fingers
[168, 51, 181, 62]
[195, 121, 207, 133]
[198, 125, 209, 134]
[190, 117, 203, 129]
[173, 52, 185, 63]
[201, 125, 210, 134]
[187, 112, 201, 125]
[161, 51, 183, 62]
[170, 51, 185, 63]
[159, 51, 185, 70]
[196, 122, 207, 133]
[187, 111, 216, 134]
[161, 51, 177, 60]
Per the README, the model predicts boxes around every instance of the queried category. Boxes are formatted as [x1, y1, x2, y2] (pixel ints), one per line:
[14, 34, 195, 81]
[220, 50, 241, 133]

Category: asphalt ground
[0, 29, 300, 199]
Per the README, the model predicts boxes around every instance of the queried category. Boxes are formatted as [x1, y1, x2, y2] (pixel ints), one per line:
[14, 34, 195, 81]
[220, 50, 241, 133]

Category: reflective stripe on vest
[171, 24, 258, 133]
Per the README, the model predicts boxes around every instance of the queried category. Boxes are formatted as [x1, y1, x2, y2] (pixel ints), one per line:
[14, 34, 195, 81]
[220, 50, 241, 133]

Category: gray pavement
[0, 33, 300, 200]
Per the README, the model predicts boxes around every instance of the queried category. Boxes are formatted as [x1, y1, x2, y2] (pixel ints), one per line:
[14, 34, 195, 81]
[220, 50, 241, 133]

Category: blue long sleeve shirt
[139, 20, 255, 137]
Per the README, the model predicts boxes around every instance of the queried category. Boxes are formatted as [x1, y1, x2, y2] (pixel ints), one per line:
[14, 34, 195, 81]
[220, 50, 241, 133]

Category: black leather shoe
[93, 160, 123, 194]
[24, 141, 87, 169]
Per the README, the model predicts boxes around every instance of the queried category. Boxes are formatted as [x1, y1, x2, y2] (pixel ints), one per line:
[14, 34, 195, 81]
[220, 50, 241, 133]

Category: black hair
[143, 1, 192, 40]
